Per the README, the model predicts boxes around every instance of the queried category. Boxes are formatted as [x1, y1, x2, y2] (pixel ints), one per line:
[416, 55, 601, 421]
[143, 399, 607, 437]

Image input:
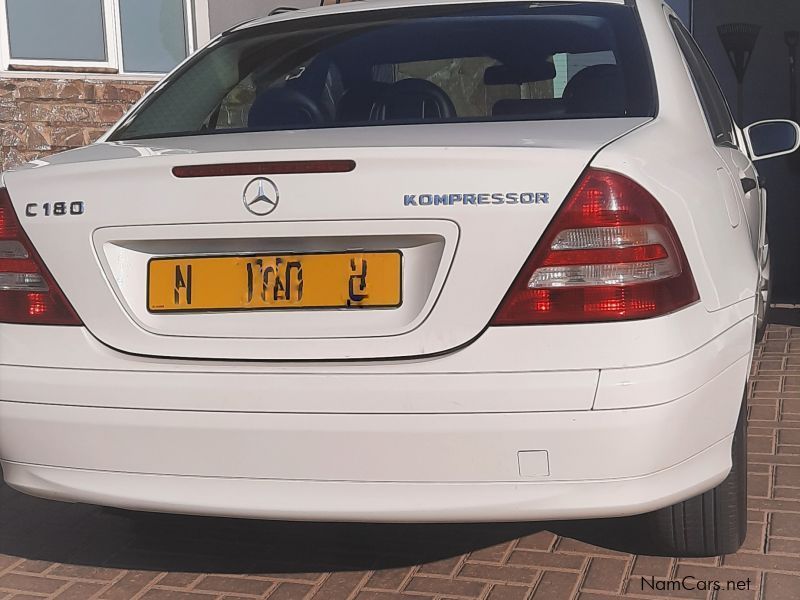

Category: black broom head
[718, 23, 761, 83]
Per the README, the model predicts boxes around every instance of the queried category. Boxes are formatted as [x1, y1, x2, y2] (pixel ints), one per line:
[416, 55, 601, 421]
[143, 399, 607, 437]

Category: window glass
[387, 57, 506, 118]
[119, 0, 188, 73]
[385, 54, 619, 115]
[217, 75, 257, 130]
[112, 3, 657, 141]
[553, 52, 617, 98]
[6, 0, 106, 61]
[670, 17, 736, 146]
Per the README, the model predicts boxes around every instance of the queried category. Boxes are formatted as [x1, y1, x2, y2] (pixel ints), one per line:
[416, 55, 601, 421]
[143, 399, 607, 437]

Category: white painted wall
[208, 0, 319, 35]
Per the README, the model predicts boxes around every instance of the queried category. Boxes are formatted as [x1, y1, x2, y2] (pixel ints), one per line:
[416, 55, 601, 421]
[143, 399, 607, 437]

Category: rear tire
[643, 394, 748, 557]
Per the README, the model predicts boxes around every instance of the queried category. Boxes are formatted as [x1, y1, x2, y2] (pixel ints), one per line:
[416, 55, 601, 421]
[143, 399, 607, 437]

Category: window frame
[668, 13, 738, 148]
[0, 0, 203, 76]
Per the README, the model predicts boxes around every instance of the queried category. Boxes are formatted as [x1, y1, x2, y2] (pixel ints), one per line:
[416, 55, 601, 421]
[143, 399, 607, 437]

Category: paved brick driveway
[1, 324, 799, 600]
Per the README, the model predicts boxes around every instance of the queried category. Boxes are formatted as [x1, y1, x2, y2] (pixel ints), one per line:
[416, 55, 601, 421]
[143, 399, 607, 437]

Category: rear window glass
[110, 2, 656, 141]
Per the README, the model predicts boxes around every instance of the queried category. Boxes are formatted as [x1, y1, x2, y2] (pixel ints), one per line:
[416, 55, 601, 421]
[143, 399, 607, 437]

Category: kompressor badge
[403, 192, 550, 206]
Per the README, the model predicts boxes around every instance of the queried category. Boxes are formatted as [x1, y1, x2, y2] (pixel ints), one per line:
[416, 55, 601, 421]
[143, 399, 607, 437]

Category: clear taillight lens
[0, 188, 82, 325]
[491, 169, 699, 325]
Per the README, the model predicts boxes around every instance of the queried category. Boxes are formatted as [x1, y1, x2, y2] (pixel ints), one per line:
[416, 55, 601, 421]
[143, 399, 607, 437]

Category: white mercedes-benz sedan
[1, 0, 798, 557]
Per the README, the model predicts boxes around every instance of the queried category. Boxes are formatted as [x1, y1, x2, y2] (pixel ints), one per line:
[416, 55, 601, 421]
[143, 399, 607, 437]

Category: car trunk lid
[3, 119, 649, 360]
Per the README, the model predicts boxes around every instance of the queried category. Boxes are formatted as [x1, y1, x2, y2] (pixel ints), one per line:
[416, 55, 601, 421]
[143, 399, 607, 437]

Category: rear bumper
[0, 302, 754, 521]
[2, 437, 732, 522]
[0, 349, 751, 522]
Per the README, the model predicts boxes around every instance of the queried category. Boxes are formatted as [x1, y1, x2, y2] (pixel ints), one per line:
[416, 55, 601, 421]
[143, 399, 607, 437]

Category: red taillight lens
[491, 169, 699, 325]
[0, 188, 82, 325]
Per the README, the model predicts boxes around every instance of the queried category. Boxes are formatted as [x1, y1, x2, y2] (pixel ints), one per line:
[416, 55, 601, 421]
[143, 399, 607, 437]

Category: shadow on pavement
[0, 479, 652, 573]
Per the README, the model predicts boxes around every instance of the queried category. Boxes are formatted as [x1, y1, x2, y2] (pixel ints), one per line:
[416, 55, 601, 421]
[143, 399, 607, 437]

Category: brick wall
[0, 78, 154, 172]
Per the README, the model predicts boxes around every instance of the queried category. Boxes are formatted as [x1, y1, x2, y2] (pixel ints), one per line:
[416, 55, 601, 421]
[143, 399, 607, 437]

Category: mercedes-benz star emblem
[243, 178, 280, 216]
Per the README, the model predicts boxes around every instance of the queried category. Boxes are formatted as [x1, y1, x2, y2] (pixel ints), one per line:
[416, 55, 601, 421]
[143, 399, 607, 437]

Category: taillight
[491, 169, 699, 325]
[0, 188, 82, 325]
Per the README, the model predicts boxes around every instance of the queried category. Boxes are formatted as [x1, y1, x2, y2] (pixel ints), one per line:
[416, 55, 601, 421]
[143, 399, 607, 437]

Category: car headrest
[337, 81, 391, 122]
[247, 87, 325, 130]
[484, 62, 556, 86]
[562, 64, 626, 116]
[376, 78, 457, 121]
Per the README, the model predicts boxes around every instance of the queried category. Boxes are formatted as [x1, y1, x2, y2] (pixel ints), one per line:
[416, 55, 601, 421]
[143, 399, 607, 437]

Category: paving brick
[355, 592, 427, 600]
[780, 429, 800, 445]
[0, 573, 66, 595]
[674, 565, 756, 592]
[740, 521, 767, 553]
[770, 511, 800, 538]
[311, 572, 369, 600]
[626, 575, 708, 599]
[773, 486, 800, 500]
[140, 590, 217, 600]
[755, 359, 785, 373]
[155, 573, 202, 589]
[761, 572, 800, 600]
[418, 556, 462, 576]
[630, 556, 674, 578]
[554, 538, 628, 556]
[747, 509, 768, 523]
[468, 542, 514, 564]
[485, 584, 531, 600]
[257, 571, 324, 584]
[363, 569, 412, 592]
[47, 565, 121, 581]
[767, 537, 800, 554]
[748, 436, 775, 455]
[723, 552, 800, 572]
[195, 575, 273, 596]
[52, 582, 107, 600]
[457, 563, 539, 585]
[749, 497, 800, 512]
[0, 558, 21, 574]
[580, 557, 627, 593]
[515, 532, 556, 551]
[747, 462, 770, 474]
[507, 551, 586, 571]
[99, 572, 160, 600]
[677, 557, 719, 567]
[763, 341, 790, 355]
[715, 584, 758, 600]
[750, 405, 779, 421]
[530, 571, 578, 600]
[405, 575, 487, 597]
[11, 562, 52, 575]
[753, 379, 782, 395]
[268, 583, 314, 600]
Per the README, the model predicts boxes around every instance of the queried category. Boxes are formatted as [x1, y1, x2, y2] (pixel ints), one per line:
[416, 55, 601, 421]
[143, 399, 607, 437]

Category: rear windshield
[110, 2, 656, 141]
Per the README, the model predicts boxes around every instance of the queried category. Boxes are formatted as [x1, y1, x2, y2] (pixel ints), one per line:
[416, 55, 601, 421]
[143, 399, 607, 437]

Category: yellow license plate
[148, 251, 402, 313]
